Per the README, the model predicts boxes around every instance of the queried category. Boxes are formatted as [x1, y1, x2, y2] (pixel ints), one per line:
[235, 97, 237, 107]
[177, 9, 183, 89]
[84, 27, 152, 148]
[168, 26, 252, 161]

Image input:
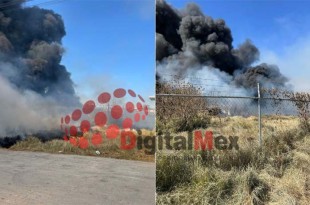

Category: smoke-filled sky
[159, 0, 310, 92]
[0, 0, 154, 136]
[27, 0, 155, 104]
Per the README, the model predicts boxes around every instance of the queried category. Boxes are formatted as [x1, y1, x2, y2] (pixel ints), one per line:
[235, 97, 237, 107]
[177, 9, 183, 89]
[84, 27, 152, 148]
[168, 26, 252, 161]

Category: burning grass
[156, 116, 310, 205]
[9, 128, 155, 162]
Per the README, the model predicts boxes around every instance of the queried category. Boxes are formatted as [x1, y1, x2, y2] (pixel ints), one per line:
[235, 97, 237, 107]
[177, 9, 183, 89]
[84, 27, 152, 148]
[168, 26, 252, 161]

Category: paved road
[0, 150, 155, 205]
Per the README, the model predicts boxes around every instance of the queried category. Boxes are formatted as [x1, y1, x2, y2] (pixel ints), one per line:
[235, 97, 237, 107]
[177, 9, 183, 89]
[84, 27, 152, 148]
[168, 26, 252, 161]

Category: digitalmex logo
[60, 88, 150, 150]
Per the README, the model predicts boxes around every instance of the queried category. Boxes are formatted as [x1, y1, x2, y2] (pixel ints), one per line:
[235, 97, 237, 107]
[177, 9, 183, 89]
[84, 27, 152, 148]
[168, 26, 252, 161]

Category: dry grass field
[9, 129, 155, 162]
[156, 115, 310, 205]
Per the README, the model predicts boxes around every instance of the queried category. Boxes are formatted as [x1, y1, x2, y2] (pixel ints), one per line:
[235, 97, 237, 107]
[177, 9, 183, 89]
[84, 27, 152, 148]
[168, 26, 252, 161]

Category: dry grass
[156, 115, 310, 204]
[10, 128, 155, 162]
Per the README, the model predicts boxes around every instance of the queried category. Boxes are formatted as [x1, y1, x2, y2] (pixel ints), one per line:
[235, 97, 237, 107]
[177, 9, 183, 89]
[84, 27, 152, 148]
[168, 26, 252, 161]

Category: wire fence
[156, 83, 310, 146]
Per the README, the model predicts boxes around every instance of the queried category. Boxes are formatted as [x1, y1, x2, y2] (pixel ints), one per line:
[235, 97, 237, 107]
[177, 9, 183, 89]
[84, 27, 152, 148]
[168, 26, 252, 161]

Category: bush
[156, 82, 211, 133]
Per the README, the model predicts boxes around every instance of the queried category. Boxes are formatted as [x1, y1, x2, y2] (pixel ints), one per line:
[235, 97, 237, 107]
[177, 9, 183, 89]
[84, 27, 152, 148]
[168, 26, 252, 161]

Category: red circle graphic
[91, 133, 103, 146]
[72, 109, 82, 121]
[79, 137, 89, 149]
[111, 105, 123, 119]
[114, 88, 126, 98]
[144, 105, 149, 116]
[138, 94, 145, 102]
[106, 124, 120, 139]
[128, 89, 136, 97]
[134, 113, 140, 122]
[80, 120, 91, 133]
[65, 115, 70, 124]
[82, 100, 96, 114]
[70, 126, 78, 136]
[137, 102, 143, 112]
[98, 92, 111, 104]
[122, 118, 133, 129]
[126, 102, 135, 113]
[69, 137, 78, 147]
[94, 112, 107, 127]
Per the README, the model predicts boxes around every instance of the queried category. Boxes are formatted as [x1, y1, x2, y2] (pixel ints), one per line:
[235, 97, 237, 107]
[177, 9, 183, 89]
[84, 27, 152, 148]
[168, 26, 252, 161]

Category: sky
[166, 0, 310, 92]
[26, 0, 310, 96]
[26, 0, 155, 105]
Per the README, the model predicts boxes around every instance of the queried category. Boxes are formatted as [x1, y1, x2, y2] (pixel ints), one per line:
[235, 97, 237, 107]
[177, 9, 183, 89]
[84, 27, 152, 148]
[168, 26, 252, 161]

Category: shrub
[156, 82, 211, 133]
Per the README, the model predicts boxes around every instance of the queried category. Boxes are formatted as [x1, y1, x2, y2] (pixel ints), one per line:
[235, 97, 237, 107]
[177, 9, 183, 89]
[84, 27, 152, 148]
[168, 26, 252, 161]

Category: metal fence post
[257, 83, 262, 147]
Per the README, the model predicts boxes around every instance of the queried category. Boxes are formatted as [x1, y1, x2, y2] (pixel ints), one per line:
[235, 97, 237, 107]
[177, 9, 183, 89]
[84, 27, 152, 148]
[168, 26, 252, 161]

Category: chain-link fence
[156, 84, 309, 146]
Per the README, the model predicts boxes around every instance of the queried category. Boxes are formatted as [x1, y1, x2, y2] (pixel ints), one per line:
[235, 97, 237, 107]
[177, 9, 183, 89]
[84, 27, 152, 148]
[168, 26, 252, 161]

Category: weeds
[264, 89, 310, 132]
[156, 116, 310, 204]
[156, 152, 194, 192]
[10, 134, 155, 162]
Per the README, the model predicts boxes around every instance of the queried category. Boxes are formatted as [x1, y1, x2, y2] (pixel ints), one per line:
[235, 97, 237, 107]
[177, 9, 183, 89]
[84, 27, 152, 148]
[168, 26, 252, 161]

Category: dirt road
[0, 150, 155, 205]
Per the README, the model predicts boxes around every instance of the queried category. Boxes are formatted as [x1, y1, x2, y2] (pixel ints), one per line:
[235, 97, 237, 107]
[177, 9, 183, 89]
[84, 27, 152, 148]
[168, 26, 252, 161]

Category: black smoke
[234, 63, 288, 89]
[156, 0, 289, 91]
[0, 135, 21, 148]
[0, 0, 79, 106]
[0, 131, 63, 148]
[0, 0, 80, 137]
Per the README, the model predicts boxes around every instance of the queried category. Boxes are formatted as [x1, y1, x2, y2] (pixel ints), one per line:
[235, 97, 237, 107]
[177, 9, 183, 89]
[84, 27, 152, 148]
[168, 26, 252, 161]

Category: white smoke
[0, 75, 71, 137]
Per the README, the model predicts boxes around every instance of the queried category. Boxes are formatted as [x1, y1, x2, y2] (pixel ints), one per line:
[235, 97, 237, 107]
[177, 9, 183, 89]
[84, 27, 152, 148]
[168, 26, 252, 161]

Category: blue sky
[27, 0, 310, 96]
[26, 0, 155, 104]
[167, 0, 310, 92]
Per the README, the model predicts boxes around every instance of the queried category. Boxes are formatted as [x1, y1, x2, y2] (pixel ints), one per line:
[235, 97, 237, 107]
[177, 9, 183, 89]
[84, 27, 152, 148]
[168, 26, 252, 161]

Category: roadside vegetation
[156, 116, 309, 204]
[156, 83, 310, 204]
[9, 129, 155, 162]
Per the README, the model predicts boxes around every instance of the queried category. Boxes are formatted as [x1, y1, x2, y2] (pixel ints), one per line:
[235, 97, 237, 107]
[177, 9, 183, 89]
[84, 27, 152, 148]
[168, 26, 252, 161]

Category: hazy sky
[167, 0, 310, 92]
[27, 0, 155, 104]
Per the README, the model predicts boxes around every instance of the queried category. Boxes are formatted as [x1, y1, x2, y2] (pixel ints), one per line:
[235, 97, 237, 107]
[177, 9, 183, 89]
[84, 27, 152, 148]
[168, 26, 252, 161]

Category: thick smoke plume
[0, 0, 80, 137]
[156, 0, 289, 92]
